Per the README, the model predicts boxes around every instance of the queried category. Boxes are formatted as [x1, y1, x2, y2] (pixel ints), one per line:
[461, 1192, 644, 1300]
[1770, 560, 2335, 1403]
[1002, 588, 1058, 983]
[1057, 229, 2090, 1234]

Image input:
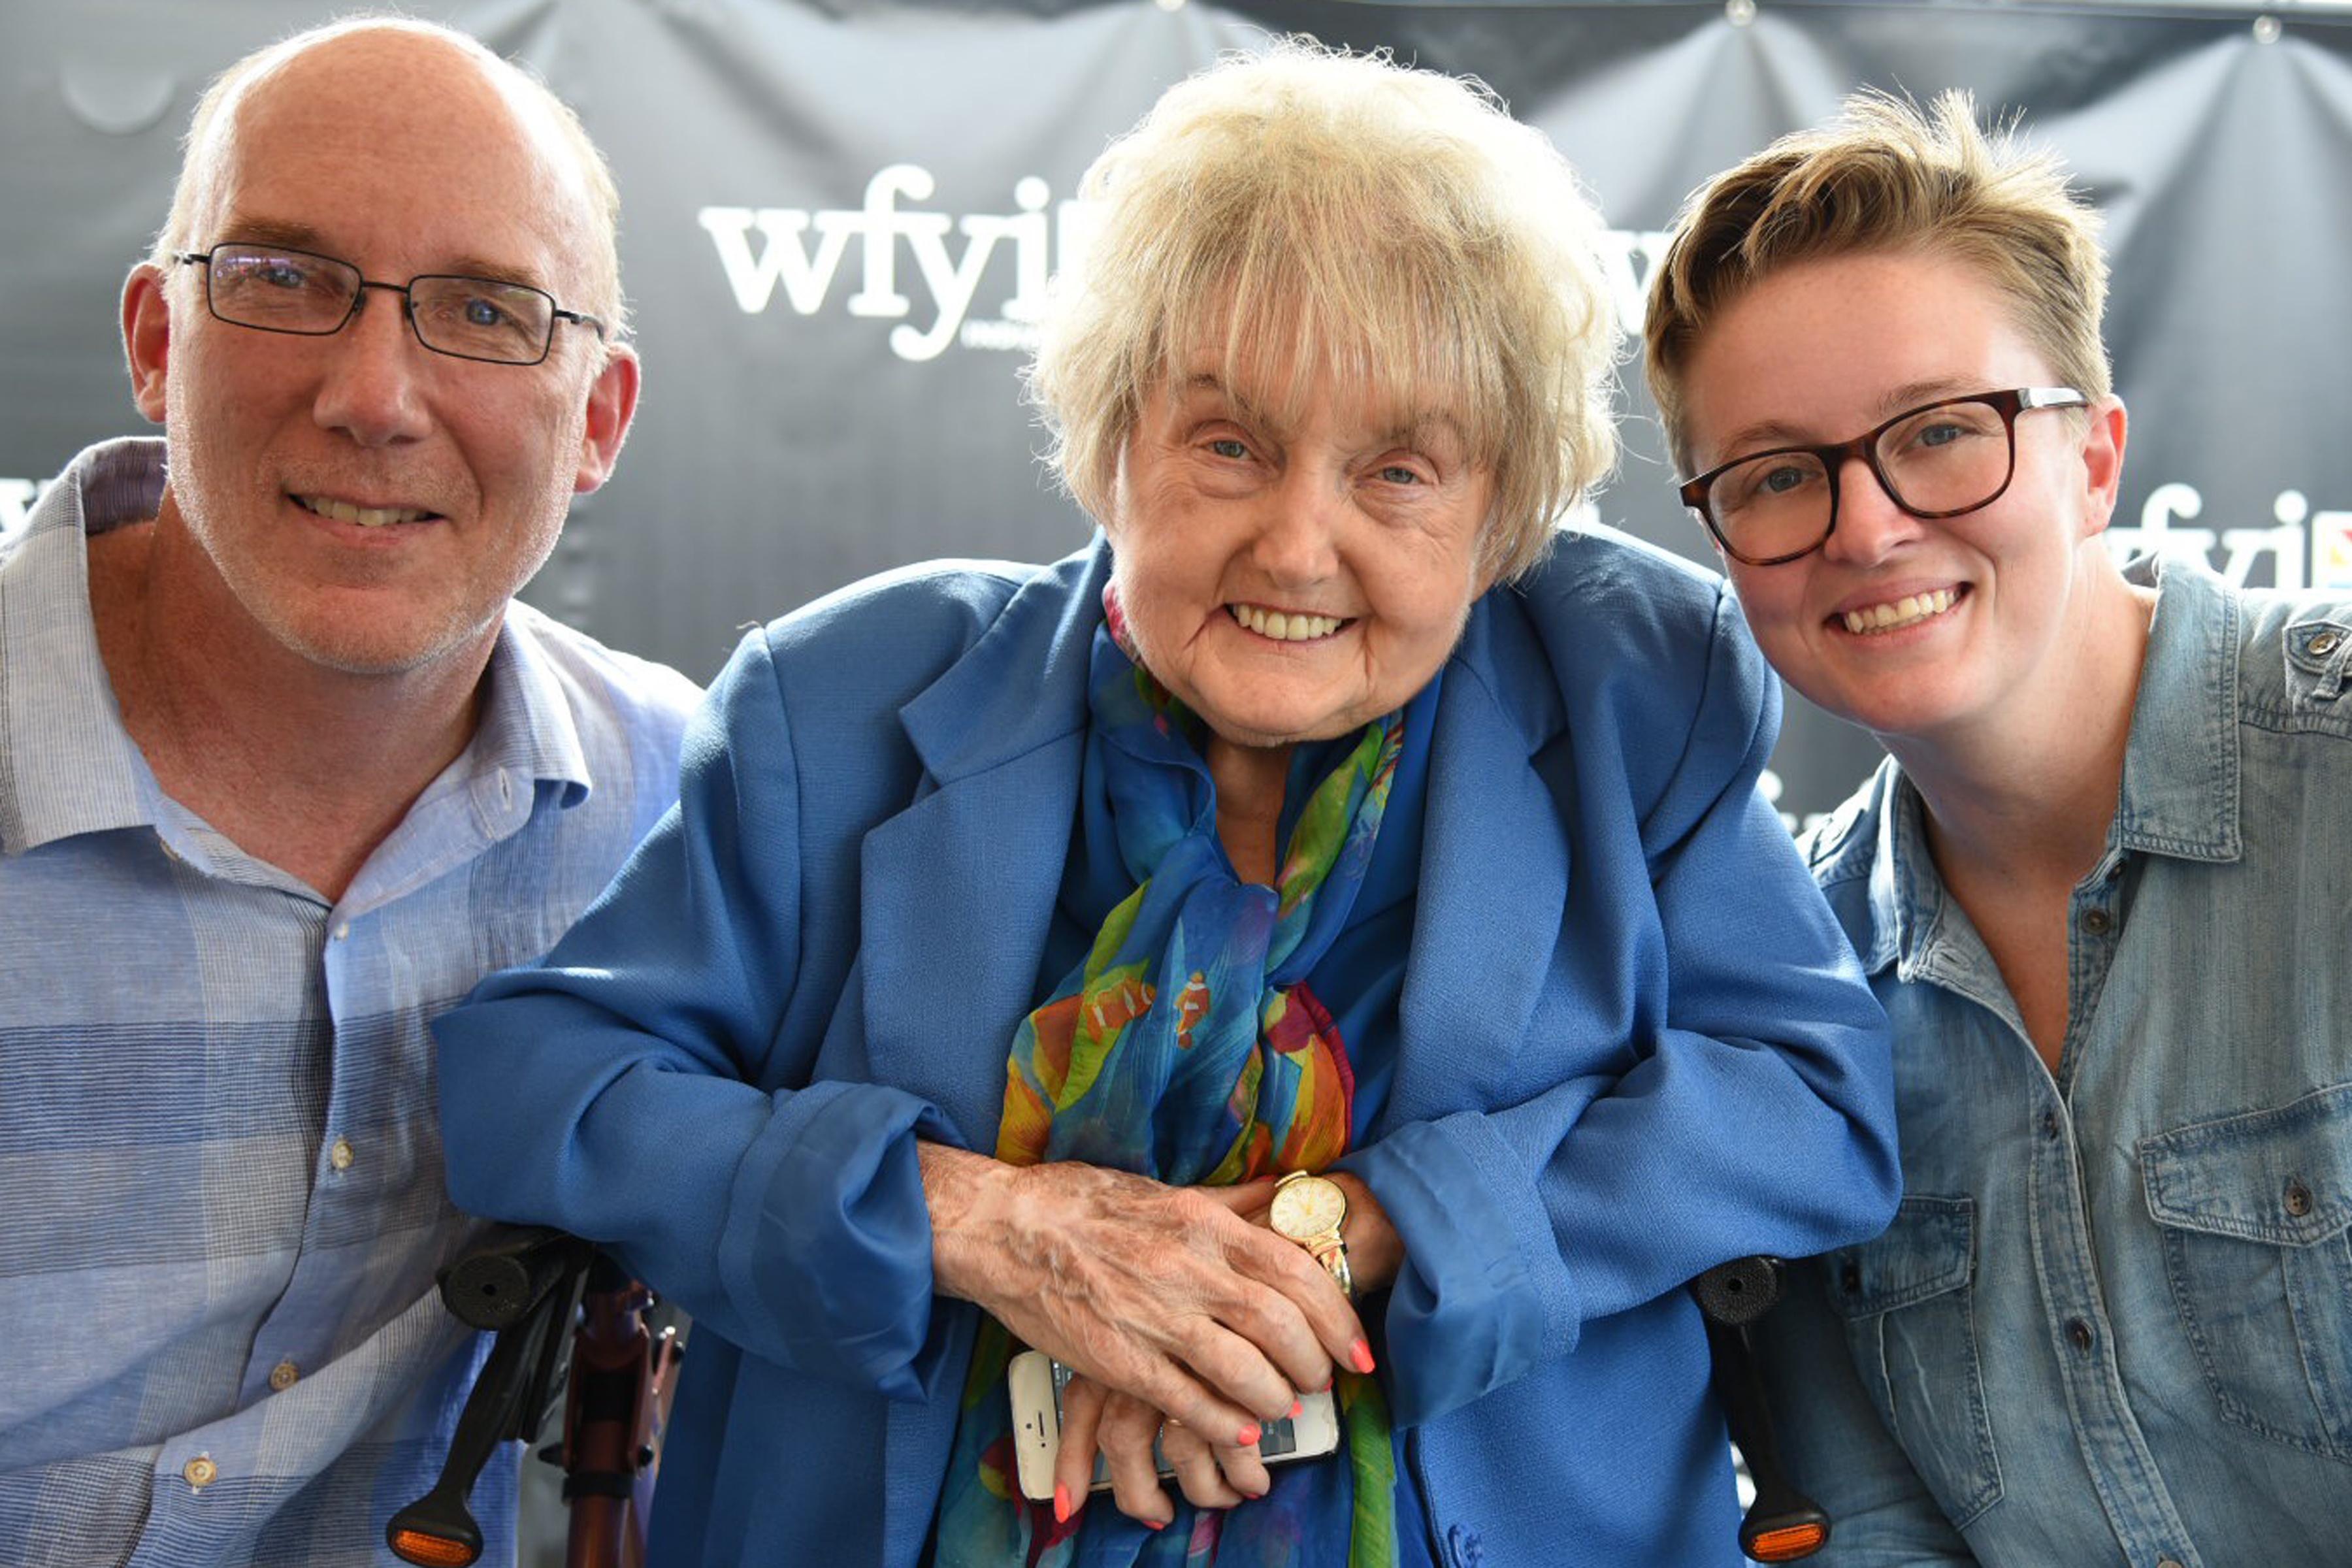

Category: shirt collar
[0, 438, 167, 855]
[1852, 550, 2244, 974]
[2112, 551, 2240, 862]
[476, 602, 596, 811]
[1841, 758, 1916, 977]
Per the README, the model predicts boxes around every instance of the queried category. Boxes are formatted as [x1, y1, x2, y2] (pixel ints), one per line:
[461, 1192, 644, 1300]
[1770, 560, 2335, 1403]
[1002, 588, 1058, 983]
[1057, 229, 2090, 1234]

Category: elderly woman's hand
[1051, 1373, 1274, 1526]
[921, 1144, 1366, 1449]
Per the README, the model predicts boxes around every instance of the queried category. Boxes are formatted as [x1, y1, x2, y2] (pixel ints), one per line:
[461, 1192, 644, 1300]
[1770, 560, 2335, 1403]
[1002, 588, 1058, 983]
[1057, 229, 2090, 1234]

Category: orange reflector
[1749, 1522, 1829, 1561]
[388, 1530, 480, 1568]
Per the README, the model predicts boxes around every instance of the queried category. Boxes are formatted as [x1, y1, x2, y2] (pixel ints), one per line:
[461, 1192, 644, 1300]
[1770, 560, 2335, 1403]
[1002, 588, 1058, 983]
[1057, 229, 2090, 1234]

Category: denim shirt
[1753, 553, 2352, 1568]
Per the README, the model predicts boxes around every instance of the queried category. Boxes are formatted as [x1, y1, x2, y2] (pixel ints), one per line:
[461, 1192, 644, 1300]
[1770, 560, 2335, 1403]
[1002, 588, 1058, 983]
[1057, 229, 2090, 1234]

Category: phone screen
[1007, 1350, 1339, 1503]
[1049, 1359, 1317, 1484]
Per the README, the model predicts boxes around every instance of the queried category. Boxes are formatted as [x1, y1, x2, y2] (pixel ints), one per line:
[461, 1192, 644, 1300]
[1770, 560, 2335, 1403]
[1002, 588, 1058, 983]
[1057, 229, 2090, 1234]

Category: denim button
[2157, 1559, 2186, 1568]
[2041, 1111, 2060, 1139]
[2082, 907, 2112, 934]
[1840, 1260, 1862, 1294]
[2311, 630, 2344, 657]
[2066, 1318, 2094, 1352]
[1445, 1524, 1484, 1567]
[2285, 1179, 2314, 1218]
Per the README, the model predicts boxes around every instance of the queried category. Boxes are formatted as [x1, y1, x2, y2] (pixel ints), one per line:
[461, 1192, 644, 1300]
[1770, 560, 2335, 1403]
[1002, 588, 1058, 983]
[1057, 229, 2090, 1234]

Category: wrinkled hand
[1053, 1371, 1273, 1526]
[921, 1145, 1364, 1448]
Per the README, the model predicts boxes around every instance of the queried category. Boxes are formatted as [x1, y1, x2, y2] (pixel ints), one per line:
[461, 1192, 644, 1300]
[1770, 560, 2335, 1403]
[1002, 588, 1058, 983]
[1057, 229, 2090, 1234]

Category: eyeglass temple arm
[553, 307, 608, 340]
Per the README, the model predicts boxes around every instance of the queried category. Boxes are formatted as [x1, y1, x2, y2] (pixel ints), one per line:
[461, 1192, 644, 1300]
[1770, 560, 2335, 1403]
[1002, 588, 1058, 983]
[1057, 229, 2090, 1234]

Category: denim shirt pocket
[1828, 1194, 2001, 1527]
[2141, 1080, 2352, 1464]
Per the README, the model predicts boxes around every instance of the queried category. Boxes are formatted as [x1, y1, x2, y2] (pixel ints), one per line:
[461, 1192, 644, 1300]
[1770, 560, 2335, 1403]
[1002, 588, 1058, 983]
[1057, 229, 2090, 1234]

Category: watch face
[1271, 1176, 1345, 1238]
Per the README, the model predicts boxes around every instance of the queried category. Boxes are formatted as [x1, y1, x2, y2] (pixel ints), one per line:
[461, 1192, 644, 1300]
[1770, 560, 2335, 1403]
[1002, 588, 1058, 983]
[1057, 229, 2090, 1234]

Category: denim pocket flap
[2142, 1081, 2352, 1247]
[2286, 617, 2352, 674]
[1831, 1194, 1974, 1316]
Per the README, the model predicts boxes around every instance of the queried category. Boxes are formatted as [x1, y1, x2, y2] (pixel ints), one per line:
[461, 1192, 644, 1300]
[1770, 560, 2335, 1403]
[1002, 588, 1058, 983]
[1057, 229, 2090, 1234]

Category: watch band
[1309, 1237, 1354, 1298]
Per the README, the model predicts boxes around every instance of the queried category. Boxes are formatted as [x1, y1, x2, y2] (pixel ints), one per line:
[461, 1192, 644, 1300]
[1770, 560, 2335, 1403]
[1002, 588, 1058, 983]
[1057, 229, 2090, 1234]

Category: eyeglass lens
[1706, 398, 2016, 561]
[201, 245, 555, 363]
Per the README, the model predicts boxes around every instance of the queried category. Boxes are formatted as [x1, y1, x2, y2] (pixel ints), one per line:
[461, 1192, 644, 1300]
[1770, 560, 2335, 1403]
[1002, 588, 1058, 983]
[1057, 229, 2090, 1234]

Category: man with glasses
[1645, 93, 2352, 1565]
[0, 18, 695, 1565]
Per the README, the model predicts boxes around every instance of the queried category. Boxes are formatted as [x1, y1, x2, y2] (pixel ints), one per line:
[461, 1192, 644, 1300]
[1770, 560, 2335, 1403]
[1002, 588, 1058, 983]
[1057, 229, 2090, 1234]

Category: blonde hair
[153, 14, 629, 340]
[1030, 39, 1618, 583]
[1645, 90, 2110, 474]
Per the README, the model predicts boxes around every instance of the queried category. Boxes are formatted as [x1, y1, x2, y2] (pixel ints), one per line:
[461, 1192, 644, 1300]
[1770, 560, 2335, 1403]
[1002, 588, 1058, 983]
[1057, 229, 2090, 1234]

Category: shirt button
[329, 1137, 355, 1171]
[269, 1360, 300, 1392]
[2041, 1110, 2061, 1139]
[2081, 907, 2112, 934]
[2066, 1318, 2095, 1353]
[1840, 1261, 1863, 1294]
[2157, 1559, 2186, 1568]
[2105, 858, 2127, 881]
[2311, 630, 2344, 657]
[183, 1454, 218, 1489]
[2285, 1179, 2314, 1218]
[332, 922, 351, 941]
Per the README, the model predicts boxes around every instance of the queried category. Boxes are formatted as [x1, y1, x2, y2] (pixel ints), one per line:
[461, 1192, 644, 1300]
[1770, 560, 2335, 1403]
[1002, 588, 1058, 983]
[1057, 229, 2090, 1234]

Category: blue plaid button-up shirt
[0, 438, 698, 1567]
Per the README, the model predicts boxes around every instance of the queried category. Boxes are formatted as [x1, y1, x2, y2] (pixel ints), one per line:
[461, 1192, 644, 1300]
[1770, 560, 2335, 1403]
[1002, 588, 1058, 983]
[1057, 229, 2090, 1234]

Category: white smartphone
[1005, 1349, 1342, 1504]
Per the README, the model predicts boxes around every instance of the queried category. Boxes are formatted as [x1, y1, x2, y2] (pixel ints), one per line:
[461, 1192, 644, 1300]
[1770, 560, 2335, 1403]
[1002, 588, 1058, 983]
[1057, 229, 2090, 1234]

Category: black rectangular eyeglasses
[175, 242, 606, 367]
[1678, 387, 2089, 566]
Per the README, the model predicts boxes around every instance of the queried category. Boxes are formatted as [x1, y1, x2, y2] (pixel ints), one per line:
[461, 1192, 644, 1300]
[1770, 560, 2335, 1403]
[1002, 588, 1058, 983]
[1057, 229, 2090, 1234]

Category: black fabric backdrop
[5, 0, 2349, 825]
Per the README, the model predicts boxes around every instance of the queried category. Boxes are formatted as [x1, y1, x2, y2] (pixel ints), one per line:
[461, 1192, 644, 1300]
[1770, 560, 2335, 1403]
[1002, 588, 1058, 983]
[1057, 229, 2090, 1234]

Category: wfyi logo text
[695, 165, 1671, 363]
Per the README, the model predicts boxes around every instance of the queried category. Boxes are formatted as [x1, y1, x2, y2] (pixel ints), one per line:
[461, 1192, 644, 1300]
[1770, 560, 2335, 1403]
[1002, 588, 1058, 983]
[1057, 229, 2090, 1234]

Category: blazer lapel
[855, 542, 1109, 1149]
[1389, 603, 1571, 1124]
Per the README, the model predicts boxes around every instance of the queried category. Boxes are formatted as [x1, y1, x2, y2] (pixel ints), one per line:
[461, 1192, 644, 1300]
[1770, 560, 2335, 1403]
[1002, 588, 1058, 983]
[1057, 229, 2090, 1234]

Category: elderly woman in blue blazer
[436, 42, 1898, 1568]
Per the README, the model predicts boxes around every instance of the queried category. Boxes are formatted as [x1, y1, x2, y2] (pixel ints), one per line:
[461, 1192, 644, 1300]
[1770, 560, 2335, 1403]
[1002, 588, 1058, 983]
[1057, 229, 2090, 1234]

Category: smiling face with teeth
[120, 28, 636, 679]
[1104, 359, 1497, 756]
[1678, 248, 2127, 748]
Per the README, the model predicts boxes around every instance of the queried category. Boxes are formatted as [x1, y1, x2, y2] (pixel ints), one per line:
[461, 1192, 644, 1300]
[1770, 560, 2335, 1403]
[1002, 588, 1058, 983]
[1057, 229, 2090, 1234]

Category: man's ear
[572, 345, 641, 495]
[2075, 394, 2129, 540]
[122, 264, 173, 425]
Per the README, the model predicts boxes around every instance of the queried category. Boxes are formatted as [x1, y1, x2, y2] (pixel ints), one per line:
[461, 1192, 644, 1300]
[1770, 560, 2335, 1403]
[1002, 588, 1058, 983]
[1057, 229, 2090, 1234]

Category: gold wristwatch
[1269, 1169, 1353, 1298]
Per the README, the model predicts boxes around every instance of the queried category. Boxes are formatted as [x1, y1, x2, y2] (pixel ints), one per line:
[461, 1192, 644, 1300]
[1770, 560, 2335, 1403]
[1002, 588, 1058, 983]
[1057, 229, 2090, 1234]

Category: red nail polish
[1350, 1339, 1376, 1373]
[1237, 1422, 1262, 1446]
[1289, 1397, 1303, 1418]
[1053, 1483, 1071, 1524]
[1143, 1518, 1166, 1531]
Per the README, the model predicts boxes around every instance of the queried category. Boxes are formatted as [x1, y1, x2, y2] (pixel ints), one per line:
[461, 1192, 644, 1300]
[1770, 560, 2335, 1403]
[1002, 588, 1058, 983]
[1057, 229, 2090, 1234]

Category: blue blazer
[438, 532, 1898, 1568]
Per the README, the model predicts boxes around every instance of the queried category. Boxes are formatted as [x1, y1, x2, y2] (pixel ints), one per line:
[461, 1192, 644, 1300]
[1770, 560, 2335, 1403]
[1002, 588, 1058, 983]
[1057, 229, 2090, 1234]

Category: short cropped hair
[153, 15, 629, 340]
[1030, 39, 1618, 584]
[1645, 90, 2110, 475]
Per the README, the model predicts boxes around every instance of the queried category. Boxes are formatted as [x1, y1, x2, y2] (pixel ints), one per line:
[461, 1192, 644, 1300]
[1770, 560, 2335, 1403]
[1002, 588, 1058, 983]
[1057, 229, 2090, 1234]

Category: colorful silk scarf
[932, 598, 1403, 1568]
